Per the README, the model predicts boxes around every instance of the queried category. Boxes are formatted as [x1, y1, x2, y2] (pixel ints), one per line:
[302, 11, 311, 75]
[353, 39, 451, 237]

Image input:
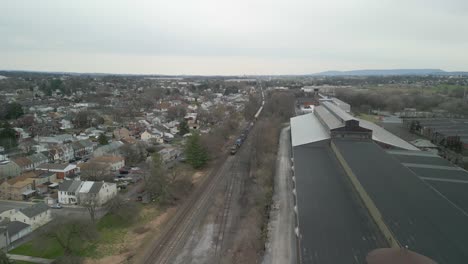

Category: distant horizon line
[1, 68, 468, 77]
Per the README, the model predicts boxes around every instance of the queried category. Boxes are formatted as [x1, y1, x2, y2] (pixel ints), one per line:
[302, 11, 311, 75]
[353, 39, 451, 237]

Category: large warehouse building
[291, 99, 468, 264]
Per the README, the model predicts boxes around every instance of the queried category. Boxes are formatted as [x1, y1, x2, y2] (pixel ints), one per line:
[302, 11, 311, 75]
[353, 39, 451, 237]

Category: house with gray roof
[27, 153, 49, 168]
[0, 203, 51, 230]
[59, 180, 116, 206]
[58, 180, 84, 205]
[6, 221, 31, 245]
[93, 141, 124, 157]
[0, 161, 21, 179]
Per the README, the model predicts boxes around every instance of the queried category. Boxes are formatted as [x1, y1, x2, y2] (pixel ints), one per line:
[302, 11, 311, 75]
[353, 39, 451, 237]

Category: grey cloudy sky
[1, 0, 467, 75]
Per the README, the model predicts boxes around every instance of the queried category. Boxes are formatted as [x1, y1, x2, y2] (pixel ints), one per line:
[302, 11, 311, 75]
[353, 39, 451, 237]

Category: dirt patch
[192, 171, 206, 184]
[133, 226, 150, 234]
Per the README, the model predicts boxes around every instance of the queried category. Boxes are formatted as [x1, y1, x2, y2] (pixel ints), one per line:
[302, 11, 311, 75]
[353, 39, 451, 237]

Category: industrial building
[291, 99, 468, 263]
[404, 118, 468, 163]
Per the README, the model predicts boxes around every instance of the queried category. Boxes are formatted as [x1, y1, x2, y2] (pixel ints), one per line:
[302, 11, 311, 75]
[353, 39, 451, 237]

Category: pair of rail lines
[143, 155, 235, 264]
[143, 89, 264, 264]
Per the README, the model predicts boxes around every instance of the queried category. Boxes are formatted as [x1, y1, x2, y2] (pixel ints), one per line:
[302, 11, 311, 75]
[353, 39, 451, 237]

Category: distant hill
[312, 69, 468, 76]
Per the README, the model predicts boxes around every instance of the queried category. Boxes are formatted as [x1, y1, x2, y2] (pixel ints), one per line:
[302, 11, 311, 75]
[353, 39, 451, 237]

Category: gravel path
[263, 126, 297, 264]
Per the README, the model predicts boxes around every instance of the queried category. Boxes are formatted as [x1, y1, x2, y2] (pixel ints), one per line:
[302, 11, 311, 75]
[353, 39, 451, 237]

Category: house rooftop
[92, 155, 124, 163]
[19, 203, 49, 218]
[89, 182, 104, 194]
[58, 180, 82, 193]
[36, 163, 76, 171]
[6, 221, 30, 237]
[78, 181, 94, 193]
[12, 157, 32, 167]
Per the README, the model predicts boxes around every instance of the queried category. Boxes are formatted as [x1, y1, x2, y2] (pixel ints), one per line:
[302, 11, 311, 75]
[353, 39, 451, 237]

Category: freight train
[230, 89, 265, 155]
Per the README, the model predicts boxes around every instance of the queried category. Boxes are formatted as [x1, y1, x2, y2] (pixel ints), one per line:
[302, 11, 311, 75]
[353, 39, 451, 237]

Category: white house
[0, 203, 52, 230]
[59, 180, 117, 206]
[158, 147, 181, 163]
[60, 119, 73, 130]
[58, 180, 84, 205]
[78, 181, 117, 206]
[141, 131, 155, 141]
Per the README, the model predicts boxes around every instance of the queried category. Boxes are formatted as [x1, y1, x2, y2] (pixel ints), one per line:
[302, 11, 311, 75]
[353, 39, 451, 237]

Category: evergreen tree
[179, 119, 190, 135]
[97, 133, 109, 145]
[5, 102, 24, 120]
[0, 122, 18, 149]
[185, 133, 208, 169]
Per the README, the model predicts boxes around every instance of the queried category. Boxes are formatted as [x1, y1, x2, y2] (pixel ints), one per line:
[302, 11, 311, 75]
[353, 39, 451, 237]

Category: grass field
[357, 113, 380, 123]
[9, 204, 150, 260]
[9, 240, 63, 259]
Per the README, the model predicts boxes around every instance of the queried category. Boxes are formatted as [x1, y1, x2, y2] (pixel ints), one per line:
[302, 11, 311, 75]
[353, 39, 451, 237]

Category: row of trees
[336, 88, 445, 113]
[39, 79, 75, 96]
[72, 110, 105, 129]
[336, 86, 468, 116]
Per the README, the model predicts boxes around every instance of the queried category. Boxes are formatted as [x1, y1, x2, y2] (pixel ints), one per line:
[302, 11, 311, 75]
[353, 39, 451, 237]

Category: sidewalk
[7, 254, 54, 264]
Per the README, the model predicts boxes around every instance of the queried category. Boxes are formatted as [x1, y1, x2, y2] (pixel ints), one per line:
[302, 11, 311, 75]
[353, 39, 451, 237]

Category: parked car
[51, 203, 62, 209]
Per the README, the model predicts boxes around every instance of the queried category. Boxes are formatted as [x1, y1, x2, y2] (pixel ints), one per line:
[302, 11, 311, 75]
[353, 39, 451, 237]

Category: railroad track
[142, 93, 262, 264]
[213, 137, 252, 263]
[142, 155, 234, 264]
[213, 161, 239, 259]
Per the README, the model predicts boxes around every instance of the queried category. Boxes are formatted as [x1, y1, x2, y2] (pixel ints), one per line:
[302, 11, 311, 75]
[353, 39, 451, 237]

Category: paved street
[50, 205, 107, 219]
[263, 126, 297, 264]
[0, 200, 33, 213]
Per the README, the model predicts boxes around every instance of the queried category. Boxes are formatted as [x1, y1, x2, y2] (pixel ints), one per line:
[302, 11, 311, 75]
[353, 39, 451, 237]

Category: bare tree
[35, 218, 98, 256]
[143, 153, 171, 203]
[244, 94, 260, 119]
[120, 143, 147, 166]
[167, 105, 187, 121]
[106, 195, 140, 223]
[79, 162, 111, 181]
[81, 195, 99, 223]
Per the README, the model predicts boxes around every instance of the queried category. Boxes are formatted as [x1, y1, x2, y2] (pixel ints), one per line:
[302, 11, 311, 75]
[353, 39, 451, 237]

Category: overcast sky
[1, 0, 467, 75]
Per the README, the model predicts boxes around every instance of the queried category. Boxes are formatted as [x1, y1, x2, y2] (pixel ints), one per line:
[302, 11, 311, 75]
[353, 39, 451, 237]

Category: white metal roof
[322, 101, 353, 122]
[358, 119, 419, 151]
[314, 106, 342, 130]
[291, 113, 330, 147]
[78, 181, 94, 193]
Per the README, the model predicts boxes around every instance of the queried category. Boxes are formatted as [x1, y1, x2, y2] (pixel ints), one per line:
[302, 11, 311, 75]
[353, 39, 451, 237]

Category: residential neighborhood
[0, 73, 256, 261]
